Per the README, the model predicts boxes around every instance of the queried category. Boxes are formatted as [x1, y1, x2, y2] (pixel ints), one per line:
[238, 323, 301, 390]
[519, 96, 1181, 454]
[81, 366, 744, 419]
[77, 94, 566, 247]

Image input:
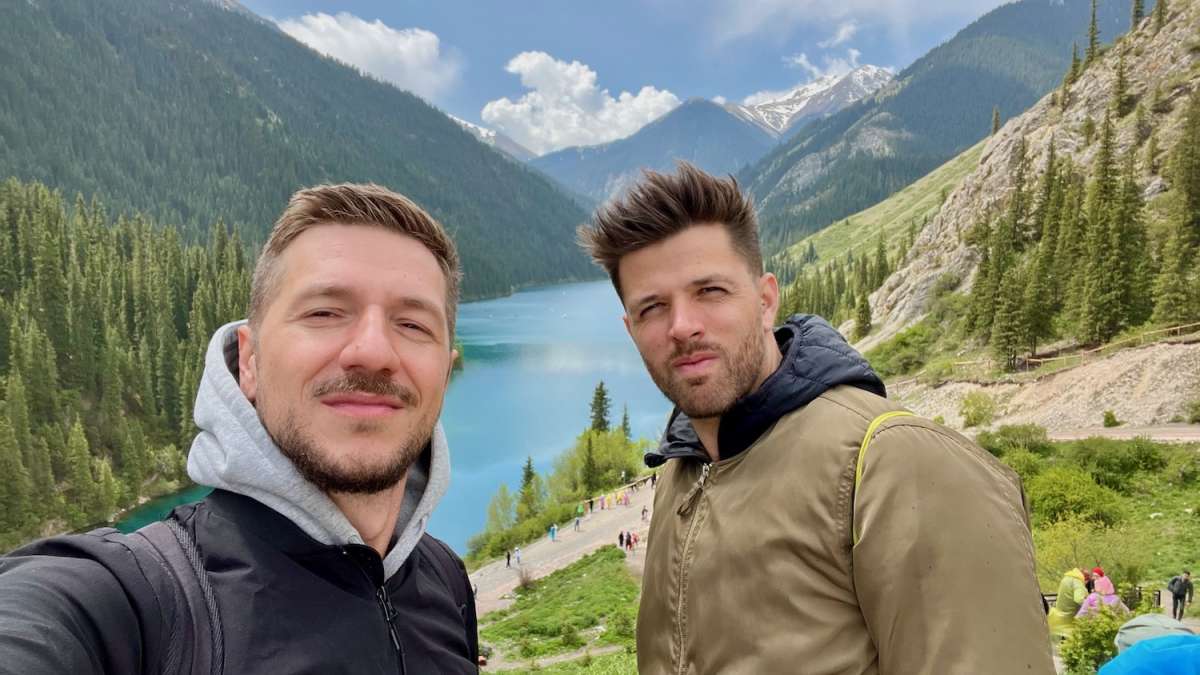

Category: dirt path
[470, 482, 656, 618]
[1048, 424, 1200, 443]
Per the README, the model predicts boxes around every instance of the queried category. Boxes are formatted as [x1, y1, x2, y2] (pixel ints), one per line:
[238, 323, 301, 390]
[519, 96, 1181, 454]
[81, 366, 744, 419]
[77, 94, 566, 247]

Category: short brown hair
[578, 161, 762, 297]
[249, 183, 461, 338]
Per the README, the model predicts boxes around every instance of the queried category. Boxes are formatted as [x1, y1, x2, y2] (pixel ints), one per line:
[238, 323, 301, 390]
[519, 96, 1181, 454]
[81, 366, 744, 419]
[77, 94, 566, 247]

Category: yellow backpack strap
[852, 410, 914, 546]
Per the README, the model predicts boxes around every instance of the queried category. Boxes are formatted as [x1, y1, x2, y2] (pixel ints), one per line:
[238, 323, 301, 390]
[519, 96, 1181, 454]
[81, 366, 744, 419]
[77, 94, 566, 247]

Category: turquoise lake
[118, 280, 672, 553]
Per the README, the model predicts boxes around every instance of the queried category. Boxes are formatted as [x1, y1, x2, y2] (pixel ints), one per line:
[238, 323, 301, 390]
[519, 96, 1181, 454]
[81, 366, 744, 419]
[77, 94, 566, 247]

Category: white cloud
[709, 0, 1009, 45]
[818, 20, 858, 48]
[277, 12, 461, 103]
[712, 95, 728, 105]
[783, 48, 861, 80]
[481, 52, 680, 156]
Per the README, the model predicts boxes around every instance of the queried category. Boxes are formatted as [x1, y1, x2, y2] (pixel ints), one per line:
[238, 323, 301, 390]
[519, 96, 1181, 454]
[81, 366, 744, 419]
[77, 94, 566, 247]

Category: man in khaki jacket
[578, 162, 1053, 674]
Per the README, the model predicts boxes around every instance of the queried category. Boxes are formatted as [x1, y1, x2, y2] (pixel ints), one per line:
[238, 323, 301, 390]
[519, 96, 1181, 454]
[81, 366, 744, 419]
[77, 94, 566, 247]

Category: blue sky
[240, 0, 1011, 154]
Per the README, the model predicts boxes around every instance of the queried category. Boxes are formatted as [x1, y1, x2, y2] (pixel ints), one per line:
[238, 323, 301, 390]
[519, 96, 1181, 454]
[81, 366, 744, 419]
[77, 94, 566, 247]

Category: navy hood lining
[648, 315, 886, 467]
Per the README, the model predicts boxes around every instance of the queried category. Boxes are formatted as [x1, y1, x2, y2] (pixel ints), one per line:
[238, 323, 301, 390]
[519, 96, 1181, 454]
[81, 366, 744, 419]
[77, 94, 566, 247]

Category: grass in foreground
[481, 546, 639, 662]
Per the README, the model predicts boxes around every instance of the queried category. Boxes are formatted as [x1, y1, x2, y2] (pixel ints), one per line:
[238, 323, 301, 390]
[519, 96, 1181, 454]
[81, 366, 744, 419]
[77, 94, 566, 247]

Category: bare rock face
[893, 342, 1200, 432]
[863, 1, 1200, 351]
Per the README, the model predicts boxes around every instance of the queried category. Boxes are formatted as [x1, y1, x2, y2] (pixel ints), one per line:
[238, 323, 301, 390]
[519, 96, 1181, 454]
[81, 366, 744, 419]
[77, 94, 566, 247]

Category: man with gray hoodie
[0, 184, 477, 673]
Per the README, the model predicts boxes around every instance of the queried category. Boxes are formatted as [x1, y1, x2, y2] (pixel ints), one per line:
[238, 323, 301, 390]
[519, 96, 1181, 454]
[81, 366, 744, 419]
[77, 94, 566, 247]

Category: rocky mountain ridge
[863, 0, 1200, 350]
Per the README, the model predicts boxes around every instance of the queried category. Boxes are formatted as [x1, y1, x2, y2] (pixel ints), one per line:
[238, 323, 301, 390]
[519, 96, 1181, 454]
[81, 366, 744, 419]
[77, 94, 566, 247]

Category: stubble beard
[258, 371, 437, 495]
[646, 324, 767, 421]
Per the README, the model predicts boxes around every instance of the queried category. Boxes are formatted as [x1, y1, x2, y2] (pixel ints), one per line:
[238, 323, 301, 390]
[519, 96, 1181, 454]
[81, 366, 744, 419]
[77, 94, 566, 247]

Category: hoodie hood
[187, 320, 450, 579]
[647, 314, 886, 467]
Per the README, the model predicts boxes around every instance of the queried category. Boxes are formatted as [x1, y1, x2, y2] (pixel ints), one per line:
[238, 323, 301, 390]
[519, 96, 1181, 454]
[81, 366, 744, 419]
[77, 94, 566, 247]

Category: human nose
[338, 309, 400, 373]
[666, 300, 704, 343]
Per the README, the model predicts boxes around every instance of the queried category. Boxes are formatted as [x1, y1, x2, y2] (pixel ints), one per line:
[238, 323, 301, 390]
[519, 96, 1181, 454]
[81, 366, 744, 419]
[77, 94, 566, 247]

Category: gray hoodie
[187, 320, 450, 579]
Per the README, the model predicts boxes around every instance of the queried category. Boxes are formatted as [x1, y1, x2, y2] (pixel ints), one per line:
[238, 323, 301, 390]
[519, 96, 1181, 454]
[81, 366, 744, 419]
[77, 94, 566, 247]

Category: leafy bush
[1027, 466, 1126, 527]
[1060, 605, 1127, 674]
[977, 424, 1054, 458]
[1002, 450, 1044, 484]
[959, 391, 996, 428]
[1065, 437, 1168, 492]
[1033, 517, 1151, 592]
[1164, 447, 1200, 486]
[865, 323, 936, 378]
[1103, 410, 1121, 428]
[1187, 399, 1200, 424]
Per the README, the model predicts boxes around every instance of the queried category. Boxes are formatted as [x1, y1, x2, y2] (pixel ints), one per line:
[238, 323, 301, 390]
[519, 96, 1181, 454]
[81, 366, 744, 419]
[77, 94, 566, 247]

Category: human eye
[638, 302, 664, 319]
[397, 319, 436, 339]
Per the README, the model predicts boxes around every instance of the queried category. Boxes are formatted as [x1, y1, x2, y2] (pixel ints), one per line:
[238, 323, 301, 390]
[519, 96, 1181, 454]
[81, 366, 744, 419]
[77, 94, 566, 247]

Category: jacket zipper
[674, 461, 712, 675]
[347, 547, 409, 675]
[376, 585, 409, 675]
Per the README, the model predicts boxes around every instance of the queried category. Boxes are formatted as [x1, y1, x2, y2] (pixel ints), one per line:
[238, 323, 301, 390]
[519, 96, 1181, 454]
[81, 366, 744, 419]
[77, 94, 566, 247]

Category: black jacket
[0, 490, 477, 674]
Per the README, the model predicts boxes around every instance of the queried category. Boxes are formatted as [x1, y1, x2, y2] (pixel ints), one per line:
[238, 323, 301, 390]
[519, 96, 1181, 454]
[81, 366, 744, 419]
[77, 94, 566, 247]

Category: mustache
[669, 341, 723, 362]
[312, 372, 418, 407]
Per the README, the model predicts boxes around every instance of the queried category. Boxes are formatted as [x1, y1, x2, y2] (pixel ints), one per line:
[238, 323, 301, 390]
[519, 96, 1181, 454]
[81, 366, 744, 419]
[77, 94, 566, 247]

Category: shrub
[1103, 410, 1121, 428]
[932, 415, 946, 425]
[1066, 437, 1168, 492]
[865, 323, 936, 378]
[1187, 399, 1200, 424]
[1165, 448, 1200, 486]
[1002, 450, 1044, 484]
[1060, 605, 1128, 673]
[977, 424, 1054, 458]
[960, 391, 996, 428]
[1027, 466, 1126, 527]
[560, 623, 585, 649]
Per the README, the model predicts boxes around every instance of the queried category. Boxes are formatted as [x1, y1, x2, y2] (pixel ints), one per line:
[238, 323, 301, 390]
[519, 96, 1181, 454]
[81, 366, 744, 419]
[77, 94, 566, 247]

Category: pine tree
[0, 416, 32, 534]
[516, 456, 544, 522]
[589, 381, 611, 432]
[620, 405, 631, 440]
[991, 106, 1001, 135]
[1113, 49, 1132, 117]
[582, 435, 599, 495]
[1023, 240, 1055, 355]
[1154, 0, 1168, 31]
[1060, 43, 1082, 111]
[1086, 0, 1101, 66]
[853, 291, 872, 341]
[1078, 111, 1123, 342]
[992, 268, 1025, 371]
[1132, 0, 1145, 27]
[1170, 88, 1200, 248]
[64, 419, 96, 528]
[1152, 225, 1193, 324]
[1113, 151, 1152, 327]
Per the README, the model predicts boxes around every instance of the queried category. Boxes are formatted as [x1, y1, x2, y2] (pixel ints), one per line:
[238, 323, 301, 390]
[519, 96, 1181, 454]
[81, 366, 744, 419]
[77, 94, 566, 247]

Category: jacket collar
[647, 314, 886, 467]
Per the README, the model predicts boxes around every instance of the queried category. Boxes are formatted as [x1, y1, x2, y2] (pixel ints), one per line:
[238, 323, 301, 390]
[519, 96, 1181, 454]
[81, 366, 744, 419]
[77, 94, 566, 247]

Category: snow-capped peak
[727, 65, 893, 136]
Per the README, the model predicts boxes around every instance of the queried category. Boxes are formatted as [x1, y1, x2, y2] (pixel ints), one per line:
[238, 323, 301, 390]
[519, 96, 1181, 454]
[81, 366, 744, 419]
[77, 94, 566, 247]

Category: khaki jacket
[637, 382, 1054, 675]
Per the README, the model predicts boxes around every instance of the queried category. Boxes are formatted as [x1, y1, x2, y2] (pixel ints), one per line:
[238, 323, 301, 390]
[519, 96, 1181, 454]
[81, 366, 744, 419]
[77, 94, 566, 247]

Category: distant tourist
[0, 184, 478, 671]
[514, 546, 521, 566]
[1077, 575, 1129, 617]
[642, 506, 649, 522]
[574, 516, 581, 532]
[549, 523, 557, 543]
[578, 161, 1052, 673]
[618, 531, 625, 549]
[506, 549, 512, 568]
[1048, 568, 1092, 638]
[1169, 570, 1194, 621]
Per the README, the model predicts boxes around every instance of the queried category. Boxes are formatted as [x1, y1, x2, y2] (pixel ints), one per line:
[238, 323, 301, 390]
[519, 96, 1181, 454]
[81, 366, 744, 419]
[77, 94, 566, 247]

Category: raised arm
[0, 546, 146, 674]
